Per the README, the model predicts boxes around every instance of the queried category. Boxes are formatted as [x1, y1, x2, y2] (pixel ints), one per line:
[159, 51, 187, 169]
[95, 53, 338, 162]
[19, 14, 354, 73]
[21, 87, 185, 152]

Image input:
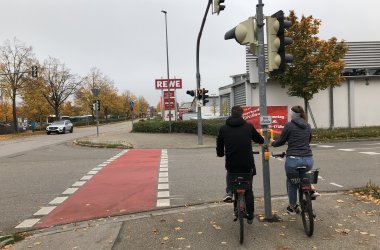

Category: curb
[73, 140, 133, 149]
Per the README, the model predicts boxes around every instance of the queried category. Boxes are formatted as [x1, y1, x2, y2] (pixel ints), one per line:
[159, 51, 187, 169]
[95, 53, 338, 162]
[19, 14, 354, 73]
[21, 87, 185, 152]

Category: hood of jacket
[226, 116, 246, 127]
[291, 118, 308, 129]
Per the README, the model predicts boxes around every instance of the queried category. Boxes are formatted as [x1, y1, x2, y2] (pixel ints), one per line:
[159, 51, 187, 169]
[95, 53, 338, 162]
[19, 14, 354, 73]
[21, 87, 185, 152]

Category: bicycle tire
[300, 191, 314, 236]
[237, 194, 245, 244]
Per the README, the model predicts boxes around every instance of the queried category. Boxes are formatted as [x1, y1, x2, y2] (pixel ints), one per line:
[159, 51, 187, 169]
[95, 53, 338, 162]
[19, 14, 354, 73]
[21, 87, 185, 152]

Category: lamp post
[161, 10, 172, 133]
[91, 88, 100, 137]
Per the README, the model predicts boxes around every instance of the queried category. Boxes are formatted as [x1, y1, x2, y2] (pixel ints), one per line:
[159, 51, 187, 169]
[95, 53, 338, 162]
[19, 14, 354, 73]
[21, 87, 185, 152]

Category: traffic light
[31, 65, 38, 78]
[213, 0, 225, 15]
[224, 17, 258, 55]
[196, 89, 203, 100]
[93, 100, 100, 111]
[186, 90, 196, 97]
[202, 88, 209, 106]
[266, 10, 293, 75]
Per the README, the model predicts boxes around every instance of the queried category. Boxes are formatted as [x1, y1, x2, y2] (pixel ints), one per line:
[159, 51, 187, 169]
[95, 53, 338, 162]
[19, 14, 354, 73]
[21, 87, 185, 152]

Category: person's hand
[269, 139, 275, 147]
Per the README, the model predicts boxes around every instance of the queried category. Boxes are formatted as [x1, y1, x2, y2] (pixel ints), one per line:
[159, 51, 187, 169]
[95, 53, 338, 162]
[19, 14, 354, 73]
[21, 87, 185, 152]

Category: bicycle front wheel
[300, 191, 314, 236]
[236, 195, 245, 244]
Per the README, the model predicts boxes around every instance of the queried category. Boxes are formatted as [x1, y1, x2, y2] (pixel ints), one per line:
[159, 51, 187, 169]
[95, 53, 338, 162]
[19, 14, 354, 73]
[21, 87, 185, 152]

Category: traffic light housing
[213, 0, 225, 15]
[196, 89, 203, 100]
[202, 88, 209, 106]
[93, 100, 100, 111]
[186, 90, 196, 97]
[266, 10, 293, 75]
[225, 17, 258, 55]
[31, 65, 38, 78]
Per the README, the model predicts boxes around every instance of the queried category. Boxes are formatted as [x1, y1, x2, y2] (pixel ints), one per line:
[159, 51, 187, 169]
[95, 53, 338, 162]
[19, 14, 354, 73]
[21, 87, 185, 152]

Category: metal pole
[195, 0, 212, 145]
[256, 0, 273, 220]
[162, 10, 172, 133]
[96, 107, 99, 137]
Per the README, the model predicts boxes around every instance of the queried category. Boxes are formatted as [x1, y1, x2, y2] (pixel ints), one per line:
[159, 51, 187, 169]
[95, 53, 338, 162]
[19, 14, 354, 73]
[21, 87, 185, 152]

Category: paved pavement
[4, 122, 380, 249]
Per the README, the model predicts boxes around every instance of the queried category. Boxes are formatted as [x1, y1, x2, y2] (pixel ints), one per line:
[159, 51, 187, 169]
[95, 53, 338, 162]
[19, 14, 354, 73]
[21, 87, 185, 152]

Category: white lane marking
[318, 145, 335, 148]
[158, 183, 169, 190]
[157, 191, 170, 198]
[160, 167, 168, 172]
[62, 187, 78, 195]
[49, 197, 68, 205]
[92, 167, 103, 171]
[87, 170, 99, 175]
[72, 181, 86, 187]
[359, 152, 380, 155]
[330, 182, 344, 188]
[159, 177, 169, 183]
[34, 206, 56, 216]
[318, 175, 325, 181]
[156, 199, 170, 207]
[338, 149, 355, 152]
[98, 163, 108, 167]
[80, 175, 93, 181]
[159, 172, 168, 177]
[15, 219, 40, 228]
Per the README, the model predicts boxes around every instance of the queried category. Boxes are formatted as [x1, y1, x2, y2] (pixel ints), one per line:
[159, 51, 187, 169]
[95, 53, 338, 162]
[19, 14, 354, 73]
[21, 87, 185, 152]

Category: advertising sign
[163, 91, 175, 98]
[242, 106, 288, 134]
[155, 79, 182, 89]
[163, 98, 175, 109]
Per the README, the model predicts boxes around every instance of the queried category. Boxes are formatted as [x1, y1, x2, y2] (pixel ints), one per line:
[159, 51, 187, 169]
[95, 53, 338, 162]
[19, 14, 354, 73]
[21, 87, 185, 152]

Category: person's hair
[231, 106, 243, 117]
[291, 105, 306, 119]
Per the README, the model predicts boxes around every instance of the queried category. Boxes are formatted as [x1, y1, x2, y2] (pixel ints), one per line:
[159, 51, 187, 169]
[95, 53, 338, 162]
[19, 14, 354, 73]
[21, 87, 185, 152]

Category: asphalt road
[1, 129, 380, 236]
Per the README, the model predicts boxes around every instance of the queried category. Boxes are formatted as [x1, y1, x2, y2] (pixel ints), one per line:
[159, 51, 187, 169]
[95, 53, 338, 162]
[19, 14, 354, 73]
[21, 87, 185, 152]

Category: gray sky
[1, 0, 378, 106]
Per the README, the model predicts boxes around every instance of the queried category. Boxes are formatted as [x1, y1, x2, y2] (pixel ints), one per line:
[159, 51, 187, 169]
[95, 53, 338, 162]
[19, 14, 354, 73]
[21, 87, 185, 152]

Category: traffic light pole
[195, 0, 212, 145]
[256, 0, 273, 220]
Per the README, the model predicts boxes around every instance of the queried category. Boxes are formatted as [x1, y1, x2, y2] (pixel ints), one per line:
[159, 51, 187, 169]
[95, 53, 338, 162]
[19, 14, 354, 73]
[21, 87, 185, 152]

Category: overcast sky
[1, 0, 378, 106]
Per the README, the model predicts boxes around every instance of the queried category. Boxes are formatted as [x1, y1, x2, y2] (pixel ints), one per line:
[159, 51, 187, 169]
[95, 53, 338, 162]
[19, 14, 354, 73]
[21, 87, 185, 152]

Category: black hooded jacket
[272, 118, 312, 156]
[216, 116, 264, 175]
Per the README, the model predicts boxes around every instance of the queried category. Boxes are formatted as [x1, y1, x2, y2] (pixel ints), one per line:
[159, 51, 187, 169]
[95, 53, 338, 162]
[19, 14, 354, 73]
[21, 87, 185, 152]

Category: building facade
[218, 41, 380, 129]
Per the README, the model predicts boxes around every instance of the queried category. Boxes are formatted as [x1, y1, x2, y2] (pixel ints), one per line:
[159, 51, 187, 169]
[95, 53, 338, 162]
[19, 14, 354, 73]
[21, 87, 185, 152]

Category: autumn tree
[121, 90, 137, 119]
[75, 67, 119, 120]
[42, 57, 83, 120]
[20, 76, 52, 126]
[0, 38, 35, 131]
[135, 96, 149, 118]
[0, 94, 13, 122]
[273, 11, 347, 118]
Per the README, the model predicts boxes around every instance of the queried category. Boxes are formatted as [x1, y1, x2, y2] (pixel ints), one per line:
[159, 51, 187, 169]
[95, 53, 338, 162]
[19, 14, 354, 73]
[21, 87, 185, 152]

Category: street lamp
[91, 87, 100, 137]
[161, 10, 172, 132]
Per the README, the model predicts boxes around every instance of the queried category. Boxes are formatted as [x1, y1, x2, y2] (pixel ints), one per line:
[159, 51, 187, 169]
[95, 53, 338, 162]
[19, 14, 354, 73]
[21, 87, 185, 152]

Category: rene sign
[155, 79, 182, 89]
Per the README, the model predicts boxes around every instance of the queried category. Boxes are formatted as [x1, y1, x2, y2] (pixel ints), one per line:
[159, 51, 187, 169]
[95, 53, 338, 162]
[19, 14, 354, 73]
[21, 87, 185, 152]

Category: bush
[132, 119, 225, 136]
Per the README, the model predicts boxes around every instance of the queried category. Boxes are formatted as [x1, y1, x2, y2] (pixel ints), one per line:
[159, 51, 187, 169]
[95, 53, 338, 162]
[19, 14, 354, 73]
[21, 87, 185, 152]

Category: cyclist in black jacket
[217, 106, 264, 223]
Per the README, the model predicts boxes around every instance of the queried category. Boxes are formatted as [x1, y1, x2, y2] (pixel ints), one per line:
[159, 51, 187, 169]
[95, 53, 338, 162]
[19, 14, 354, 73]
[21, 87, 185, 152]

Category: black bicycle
[272, 152, 319, 237]
[229, 172, 252, 244]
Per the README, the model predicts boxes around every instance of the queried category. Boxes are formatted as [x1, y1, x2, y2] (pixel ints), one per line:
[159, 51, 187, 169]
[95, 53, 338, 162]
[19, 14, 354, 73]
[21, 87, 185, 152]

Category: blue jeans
[285, 156, 314, 206]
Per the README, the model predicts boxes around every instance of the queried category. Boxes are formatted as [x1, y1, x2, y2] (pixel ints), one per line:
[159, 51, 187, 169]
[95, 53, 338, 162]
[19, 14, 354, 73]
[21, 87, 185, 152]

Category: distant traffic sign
[129, 101, 134, 107]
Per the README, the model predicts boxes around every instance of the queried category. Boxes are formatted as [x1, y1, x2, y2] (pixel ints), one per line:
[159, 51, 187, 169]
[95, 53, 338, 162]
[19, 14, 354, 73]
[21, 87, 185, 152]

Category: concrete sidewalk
[9, 192, 379, 250]
[75, 121, 217, 149]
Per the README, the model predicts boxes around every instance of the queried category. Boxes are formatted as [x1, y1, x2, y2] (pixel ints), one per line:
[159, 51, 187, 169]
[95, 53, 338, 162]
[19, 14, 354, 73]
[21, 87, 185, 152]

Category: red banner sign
[163, 91, 175, 97]
[242, 106, 288, 134]
[155, 79, 182, 89]
[163, 98, 175, 109]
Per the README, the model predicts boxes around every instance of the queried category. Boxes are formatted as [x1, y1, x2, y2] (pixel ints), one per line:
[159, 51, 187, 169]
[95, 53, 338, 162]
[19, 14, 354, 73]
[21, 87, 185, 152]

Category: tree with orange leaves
[273, 11, 348, 119]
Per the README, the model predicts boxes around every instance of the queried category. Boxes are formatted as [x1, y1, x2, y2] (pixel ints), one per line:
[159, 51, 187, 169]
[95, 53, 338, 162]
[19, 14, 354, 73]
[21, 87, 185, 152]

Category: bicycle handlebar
[272, 152, 286, 158]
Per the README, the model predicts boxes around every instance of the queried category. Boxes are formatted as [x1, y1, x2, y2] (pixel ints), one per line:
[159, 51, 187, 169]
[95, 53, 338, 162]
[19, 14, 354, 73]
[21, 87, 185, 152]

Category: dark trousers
[226, 172, 254, 219]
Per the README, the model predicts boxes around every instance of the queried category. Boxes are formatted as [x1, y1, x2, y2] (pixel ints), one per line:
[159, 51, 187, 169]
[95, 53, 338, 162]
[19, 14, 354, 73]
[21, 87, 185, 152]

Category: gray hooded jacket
[272, 118, 312, 156]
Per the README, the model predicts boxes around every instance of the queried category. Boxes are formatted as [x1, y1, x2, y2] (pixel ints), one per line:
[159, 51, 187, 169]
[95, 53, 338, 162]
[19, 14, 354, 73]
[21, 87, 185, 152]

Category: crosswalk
[311, 143, 380, 155]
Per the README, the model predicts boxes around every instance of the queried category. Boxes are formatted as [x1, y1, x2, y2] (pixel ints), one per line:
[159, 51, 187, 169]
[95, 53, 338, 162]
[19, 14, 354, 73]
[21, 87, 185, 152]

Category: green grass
[0, 233, 25, 247]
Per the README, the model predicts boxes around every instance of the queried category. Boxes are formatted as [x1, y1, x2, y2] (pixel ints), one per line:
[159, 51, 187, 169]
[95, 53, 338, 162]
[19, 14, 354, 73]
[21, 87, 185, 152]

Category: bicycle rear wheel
[300, 191, 314, 236]
[237, 195, 245, 244]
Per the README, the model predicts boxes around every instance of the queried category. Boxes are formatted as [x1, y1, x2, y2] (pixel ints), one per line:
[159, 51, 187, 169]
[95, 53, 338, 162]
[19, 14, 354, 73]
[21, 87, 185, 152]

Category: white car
[46, 120, 73, 134]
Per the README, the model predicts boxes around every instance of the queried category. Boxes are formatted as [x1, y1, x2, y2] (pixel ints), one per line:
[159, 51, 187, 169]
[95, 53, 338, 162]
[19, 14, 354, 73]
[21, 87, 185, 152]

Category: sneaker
[310, 190, 320, 198]
[287, 205, 301, 215]
[223, 192, 233, 203]
[247, 218, 253, 224]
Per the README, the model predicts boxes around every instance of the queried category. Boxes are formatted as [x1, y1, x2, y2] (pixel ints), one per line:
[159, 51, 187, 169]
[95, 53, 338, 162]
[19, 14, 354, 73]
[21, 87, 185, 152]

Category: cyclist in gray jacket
[271, 105, 318, 215]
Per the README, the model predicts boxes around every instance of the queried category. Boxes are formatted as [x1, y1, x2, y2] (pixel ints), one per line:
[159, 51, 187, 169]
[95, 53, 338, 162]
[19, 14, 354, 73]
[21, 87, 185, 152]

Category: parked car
[46, 120, 73, 134]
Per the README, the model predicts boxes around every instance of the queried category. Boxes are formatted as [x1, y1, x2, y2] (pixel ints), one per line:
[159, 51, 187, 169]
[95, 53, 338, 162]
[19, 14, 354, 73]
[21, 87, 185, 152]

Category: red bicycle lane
[35, 149, 161, 228]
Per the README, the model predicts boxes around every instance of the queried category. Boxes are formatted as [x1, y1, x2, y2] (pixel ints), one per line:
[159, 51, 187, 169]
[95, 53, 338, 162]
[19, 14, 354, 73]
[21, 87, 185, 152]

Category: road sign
[163, 98, 175, 109]
[260, 116, 272, 125]
[155, 79, 182, 89]
[129, 101, 134, 107]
